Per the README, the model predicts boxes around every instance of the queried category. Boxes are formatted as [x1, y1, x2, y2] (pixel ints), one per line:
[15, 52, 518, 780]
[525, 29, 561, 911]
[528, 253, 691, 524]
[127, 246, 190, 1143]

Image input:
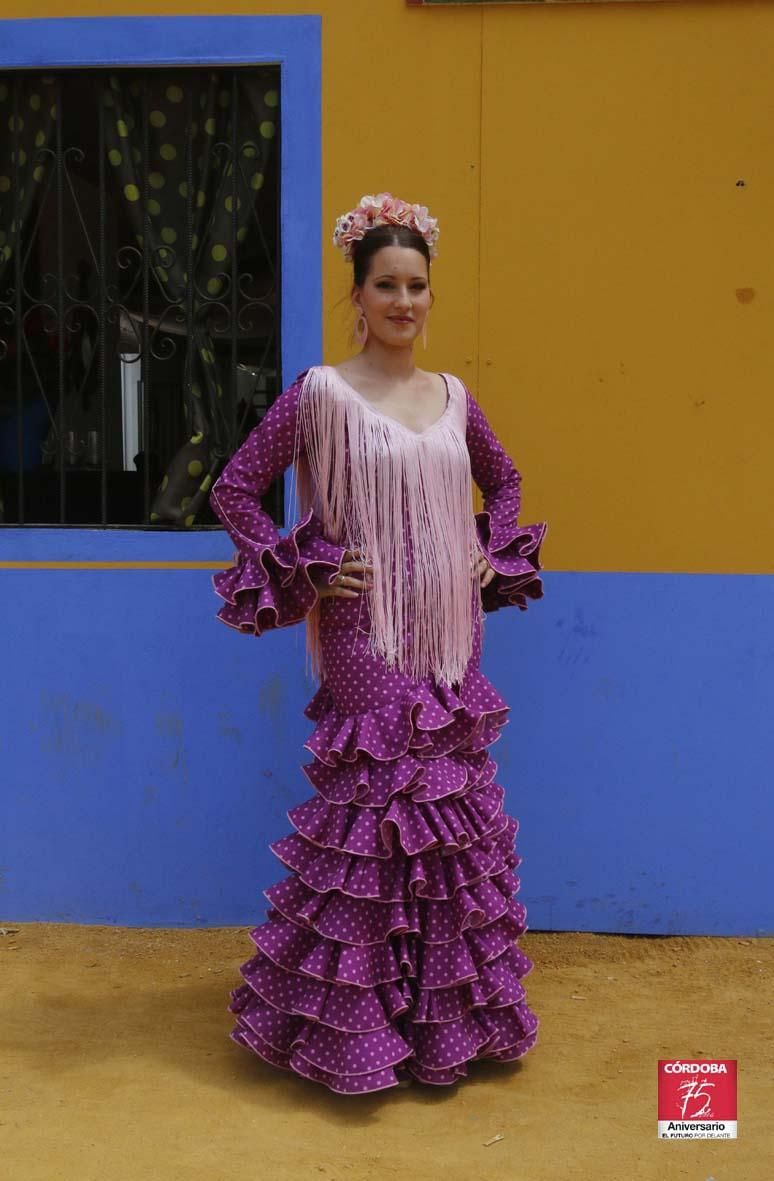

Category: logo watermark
[658, 1059, 737, 1139]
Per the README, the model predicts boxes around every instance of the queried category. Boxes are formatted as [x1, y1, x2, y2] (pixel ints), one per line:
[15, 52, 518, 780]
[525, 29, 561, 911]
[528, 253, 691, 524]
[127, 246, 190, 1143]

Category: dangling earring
[422, 315, 429, 350]
[355, 313, 368, 346]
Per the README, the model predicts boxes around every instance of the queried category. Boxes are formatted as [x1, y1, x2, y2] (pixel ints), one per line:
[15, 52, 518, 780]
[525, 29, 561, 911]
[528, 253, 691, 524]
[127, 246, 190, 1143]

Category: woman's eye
[376, 282, 426, 291]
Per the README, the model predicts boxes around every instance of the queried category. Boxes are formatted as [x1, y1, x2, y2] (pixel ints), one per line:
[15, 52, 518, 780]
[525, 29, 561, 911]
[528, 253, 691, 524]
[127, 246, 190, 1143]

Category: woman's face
[352, 245, 433, 349]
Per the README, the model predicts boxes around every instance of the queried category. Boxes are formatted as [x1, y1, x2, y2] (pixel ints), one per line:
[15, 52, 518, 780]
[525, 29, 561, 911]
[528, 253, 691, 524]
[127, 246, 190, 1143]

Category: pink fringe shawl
[292, 365, 480, 686]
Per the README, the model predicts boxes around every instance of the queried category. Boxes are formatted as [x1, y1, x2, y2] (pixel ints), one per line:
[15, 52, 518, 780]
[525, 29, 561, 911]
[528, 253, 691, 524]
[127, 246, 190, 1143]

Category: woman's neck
[353, 339, 417, 382]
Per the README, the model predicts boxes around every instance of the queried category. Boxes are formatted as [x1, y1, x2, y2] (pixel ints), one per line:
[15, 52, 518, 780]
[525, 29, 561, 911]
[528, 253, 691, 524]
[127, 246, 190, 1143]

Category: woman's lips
[389, 317, 414, 323]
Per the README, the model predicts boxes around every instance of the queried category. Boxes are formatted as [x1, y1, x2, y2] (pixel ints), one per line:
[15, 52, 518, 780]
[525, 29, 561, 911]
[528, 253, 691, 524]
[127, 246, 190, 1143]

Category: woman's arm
[465, 386, 548, 614]
[209, 373, 349, 636]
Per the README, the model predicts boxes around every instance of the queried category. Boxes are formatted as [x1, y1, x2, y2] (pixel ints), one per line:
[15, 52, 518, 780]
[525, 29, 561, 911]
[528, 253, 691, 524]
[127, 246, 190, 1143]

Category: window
[0, 66, 281, 529]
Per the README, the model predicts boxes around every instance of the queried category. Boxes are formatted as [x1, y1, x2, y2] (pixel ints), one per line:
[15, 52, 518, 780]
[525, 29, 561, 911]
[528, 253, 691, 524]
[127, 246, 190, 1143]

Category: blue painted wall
[3, 529, 773, 934]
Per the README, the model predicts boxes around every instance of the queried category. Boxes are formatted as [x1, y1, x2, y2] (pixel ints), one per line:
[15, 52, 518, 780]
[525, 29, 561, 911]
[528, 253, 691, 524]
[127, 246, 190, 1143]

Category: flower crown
[333, 192, 440, 262]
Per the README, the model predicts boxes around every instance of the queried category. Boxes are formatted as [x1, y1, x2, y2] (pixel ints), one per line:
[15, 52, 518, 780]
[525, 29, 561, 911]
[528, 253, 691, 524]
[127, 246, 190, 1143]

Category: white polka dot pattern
[209, 372, 547, 1094]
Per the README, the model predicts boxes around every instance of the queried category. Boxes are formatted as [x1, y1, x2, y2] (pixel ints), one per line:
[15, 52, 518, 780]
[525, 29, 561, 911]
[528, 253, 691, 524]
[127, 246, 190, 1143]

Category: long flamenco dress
[210, 365, 548, 1094]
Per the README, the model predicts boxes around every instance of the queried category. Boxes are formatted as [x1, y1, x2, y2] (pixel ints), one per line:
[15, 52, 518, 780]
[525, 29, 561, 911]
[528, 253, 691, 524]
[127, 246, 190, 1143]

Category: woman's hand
[315, 549, 374, 598]
[476, 550, 496, 588]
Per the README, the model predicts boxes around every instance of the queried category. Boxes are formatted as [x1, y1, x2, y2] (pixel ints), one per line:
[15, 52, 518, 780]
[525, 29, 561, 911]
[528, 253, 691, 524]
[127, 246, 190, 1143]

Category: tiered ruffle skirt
[227, 641, 539, 1094]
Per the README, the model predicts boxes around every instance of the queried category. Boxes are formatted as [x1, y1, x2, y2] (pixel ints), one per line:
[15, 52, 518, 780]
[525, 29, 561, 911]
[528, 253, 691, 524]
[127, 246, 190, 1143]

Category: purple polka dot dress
[209, 368, 548, 1094]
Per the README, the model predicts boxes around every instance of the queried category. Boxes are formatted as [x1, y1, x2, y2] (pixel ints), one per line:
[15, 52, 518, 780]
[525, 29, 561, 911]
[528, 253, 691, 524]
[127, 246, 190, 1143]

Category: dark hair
[351, 224, 431, 286]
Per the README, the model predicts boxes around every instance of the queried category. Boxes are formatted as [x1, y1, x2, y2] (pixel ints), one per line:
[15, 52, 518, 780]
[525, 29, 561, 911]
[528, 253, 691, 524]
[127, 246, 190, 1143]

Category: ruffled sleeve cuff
[475, 510, 548, 613]
[211, 509, 347, 636]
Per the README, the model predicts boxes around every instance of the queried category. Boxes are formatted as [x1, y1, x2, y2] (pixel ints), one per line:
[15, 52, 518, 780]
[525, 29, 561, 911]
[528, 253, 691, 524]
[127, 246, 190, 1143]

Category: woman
[210, 193, 547, 1094]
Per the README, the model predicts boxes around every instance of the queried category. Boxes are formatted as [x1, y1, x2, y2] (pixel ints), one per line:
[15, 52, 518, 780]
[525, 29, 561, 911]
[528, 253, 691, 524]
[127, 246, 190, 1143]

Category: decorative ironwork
[0, 67, 281, 528]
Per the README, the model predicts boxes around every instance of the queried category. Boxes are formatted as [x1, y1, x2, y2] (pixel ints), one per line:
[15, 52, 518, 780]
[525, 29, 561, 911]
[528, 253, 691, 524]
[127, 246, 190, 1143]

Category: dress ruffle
[211, 508, 346, 635]
[279, 776, 512, 860]
[301, 746, 495, 807]
[269, 817, 520, 901]
[475, 510, 547, 613]
[302, 666, 510, 766]
[227, 661, 539, 1093]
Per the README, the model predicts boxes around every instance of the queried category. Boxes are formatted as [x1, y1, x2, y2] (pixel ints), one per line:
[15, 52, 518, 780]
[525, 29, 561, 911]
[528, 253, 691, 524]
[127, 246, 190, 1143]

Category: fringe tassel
[295, 366, 479, 686]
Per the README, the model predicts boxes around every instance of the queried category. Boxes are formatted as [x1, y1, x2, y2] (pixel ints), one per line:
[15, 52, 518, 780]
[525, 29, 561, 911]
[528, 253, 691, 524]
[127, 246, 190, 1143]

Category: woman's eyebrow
[373, 273, 426, 280]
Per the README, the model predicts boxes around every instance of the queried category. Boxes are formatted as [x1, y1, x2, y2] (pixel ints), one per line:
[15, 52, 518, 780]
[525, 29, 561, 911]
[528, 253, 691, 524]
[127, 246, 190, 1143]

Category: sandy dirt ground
[0, 923, 770, 1181]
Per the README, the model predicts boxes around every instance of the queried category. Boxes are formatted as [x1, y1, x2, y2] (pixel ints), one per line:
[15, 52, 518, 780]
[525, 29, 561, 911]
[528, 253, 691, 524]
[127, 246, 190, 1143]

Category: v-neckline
[326, 366, 452, 438]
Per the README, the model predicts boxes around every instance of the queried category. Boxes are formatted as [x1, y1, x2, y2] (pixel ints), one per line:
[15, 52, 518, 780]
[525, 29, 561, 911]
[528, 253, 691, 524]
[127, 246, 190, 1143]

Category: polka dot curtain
[103, 70, 278, 527]
[0, 75, 56, 290]
[0, 75, 57, 524]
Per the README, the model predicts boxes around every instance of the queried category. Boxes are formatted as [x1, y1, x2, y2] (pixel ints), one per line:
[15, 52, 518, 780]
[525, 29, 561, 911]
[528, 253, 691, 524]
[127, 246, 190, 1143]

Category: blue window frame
[0, 15, 320, 556]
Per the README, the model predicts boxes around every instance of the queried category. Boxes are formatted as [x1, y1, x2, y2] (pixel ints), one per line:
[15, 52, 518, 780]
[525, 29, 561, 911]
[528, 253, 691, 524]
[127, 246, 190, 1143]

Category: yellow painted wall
[9, 0, 774, 574]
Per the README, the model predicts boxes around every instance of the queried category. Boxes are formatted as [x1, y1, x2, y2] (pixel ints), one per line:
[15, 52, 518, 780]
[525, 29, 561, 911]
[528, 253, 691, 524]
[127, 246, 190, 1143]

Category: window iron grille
[0, 66, 282, 529]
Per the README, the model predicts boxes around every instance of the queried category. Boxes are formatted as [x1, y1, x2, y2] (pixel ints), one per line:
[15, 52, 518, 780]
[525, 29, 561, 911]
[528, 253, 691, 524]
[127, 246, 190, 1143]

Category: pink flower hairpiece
[333, 192, 440, 262]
